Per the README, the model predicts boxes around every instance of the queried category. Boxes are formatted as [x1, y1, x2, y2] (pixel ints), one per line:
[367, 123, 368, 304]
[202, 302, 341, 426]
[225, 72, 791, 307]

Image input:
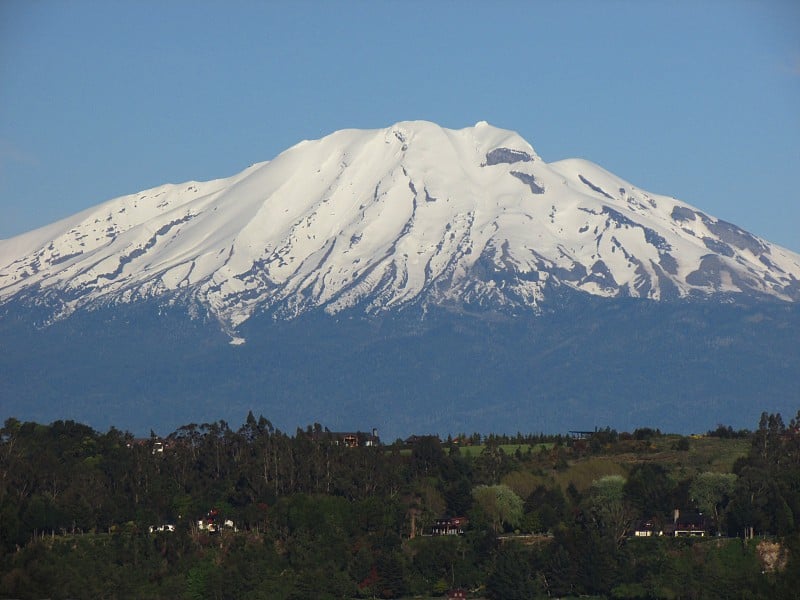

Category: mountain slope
[1, 121, 798, 335]
[2, 296, 798, 439]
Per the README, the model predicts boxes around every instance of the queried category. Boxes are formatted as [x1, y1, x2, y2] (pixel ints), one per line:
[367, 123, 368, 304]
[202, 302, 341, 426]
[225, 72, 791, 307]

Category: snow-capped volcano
[2, 120, 799, 331]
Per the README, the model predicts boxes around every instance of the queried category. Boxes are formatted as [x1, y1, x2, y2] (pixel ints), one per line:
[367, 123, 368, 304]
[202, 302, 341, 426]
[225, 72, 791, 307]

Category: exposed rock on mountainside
[1, 121, 798, 335]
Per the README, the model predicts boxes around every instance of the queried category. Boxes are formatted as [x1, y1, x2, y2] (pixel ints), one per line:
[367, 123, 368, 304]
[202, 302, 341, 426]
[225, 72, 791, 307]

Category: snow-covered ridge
[1, 120, 799, 330]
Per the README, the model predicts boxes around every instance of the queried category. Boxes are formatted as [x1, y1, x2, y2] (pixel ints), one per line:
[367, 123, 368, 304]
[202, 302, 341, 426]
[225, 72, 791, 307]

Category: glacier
[1, 120, 799, 335]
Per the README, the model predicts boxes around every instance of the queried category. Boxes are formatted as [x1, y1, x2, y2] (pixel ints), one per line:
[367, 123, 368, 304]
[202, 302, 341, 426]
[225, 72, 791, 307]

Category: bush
[672, 437, 690, 451]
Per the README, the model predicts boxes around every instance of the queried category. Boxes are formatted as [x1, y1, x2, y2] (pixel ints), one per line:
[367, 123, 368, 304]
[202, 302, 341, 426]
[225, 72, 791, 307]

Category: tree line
[1, 410, 799, 599]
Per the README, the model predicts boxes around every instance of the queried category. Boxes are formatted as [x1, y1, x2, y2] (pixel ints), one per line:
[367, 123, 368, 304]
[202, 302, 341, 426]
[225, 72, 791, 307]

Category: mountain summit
[2, 121, 799, 334]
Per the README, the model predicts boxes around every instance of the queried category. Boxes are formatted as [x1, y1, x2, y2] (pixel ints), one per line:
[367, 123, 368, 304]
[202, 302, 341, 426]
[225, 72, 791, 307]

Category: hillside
[1, 413, 798, 599]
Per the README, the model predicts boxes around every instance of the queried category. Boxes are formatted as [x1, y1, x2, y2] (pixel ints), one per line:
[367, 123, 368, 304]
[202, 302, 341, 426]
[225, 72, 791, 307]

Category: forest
[1, 411, 799, 599]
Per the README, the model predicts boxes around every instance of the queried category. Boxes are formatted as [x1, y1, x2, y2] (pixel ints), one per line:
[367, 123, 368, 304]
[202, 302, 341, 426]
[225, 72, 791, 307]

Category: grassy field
[394, 436, 750, 494]
[392, 442, 554, 457]
[452, 442, 554, 458]
[613, 435, 750, 474]
[445, 436, 752, 494]
[551, 435, 750, 492]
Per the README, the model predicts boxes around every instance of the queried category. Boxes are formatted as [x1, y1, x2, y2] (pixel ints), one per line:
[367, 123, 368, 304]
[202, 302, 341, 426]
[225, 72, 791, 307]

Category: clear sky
[1, 0, 798, 251]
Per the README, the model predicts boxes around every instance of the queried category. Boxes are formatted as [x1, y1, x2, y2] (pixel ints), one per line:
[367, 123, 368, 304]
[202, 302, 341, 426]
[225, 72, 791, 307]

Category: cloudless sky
[1, 0, 798, 251]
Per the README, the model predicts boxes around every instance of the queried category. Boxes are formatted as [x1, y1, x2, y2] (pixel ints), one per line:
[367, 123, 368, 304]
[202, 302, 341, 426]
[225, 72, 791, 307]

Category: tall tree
[588, 475, 633, 547]
[472, 484, 523, 533]
[689, 471, 737, 533]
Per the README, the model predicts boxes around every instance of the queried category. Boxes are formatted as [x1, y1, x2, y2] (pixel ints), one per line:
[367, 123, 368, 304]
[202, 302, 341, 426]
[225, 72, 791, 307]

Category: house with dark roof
[314, 429, 380, 447]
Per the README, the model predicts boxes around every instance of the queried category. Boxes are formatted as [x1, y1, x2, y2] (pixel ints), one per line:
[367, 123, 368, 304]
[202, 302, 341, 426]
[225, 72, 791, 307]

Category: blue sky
[1, 1, 798, 251]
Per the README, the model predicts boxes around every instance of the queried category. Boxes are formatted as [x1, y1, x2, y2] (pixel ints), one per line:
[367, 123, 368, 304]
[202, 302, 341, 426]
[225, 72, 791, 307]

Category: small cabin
[431, 517, 468, 536]
[316, 429, 380, 447]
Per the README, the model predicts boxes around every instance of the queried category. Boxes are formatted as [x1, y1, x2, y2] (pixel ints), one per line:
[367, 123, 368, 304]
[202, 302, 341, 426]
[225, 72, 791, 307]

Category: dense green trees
[485, 542, 542, 599]
[1, 411, 799, 598]
[624, 463, 676, 520]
